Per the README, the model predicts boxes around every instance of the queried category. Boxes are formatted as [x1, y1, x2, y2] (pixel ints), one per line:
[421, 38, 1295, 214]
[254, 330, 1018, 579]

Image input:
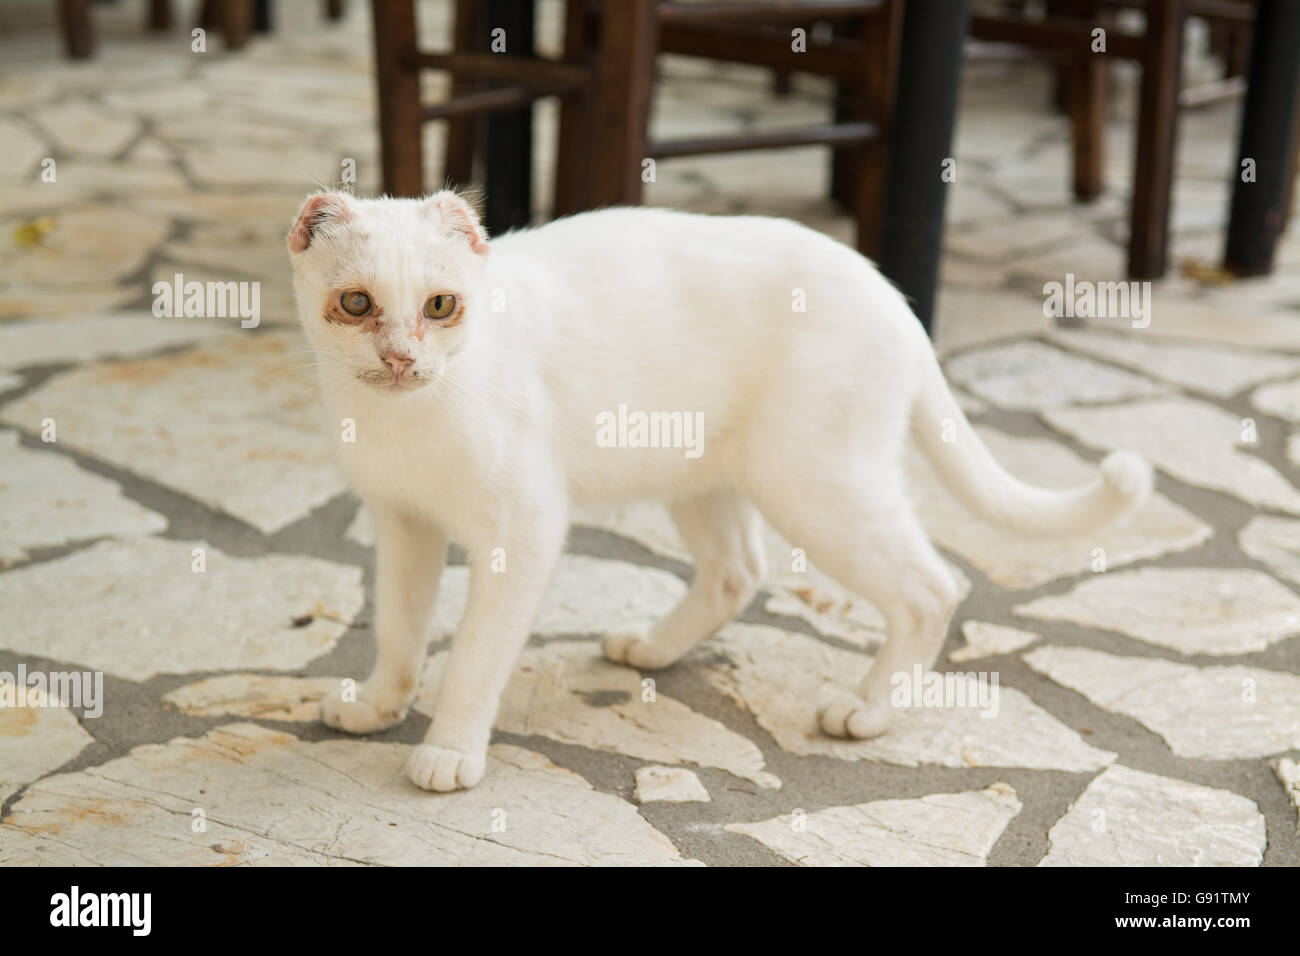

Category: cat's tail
[909, 345, 1152, 537]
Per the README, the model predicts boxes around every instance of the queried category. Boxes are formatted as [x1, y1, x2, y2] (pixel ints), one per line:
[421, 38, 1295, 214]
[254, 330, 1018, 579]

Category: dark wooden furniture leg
[372, 0, 425, 196]
[876, 0, 969, 335]
[588, 0, 657, 208]
[221, 0, 256, 50]
[1224, 0, 1300, 275]
[1066, 0, 1106, 201]
[483, 0, 535, 233]
[854, 0, 901, 259]
[554, 0, 596, 217]
[147, 0, 171, 31]
[59, 0, 94, 59]
[1127, 0, 1185, 279]
[326, 0, 344, 21]
[444, 0, 482, 190]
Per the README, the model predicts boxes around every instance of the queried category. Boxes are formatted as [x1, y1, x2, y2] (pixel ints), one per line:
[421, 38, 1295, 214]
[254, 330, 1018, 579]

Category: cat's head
[286, 190, 489, 394]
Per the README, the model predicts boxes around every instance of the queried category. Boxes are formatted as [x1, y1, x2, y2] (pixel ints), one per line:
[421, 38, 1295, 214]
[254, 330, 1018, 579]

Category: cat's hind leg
[603, 490, 764, 670]
[756, 472, 959, 739]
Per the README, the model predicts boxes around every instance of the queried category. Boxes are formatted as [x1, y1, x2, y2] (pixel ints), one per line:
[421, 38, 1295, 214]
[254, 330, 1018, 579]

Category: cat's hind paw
[601, 632, 680, 670]
[817, 692, 893, 740]
[406, 744, 486, 792]
[320, 684, 408, 735]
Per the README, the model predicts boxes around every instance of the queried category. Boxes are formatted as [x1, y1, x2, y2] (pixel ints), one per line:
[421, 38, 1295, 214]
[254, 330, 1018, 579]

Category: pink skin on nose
[382, 354, 412, 382]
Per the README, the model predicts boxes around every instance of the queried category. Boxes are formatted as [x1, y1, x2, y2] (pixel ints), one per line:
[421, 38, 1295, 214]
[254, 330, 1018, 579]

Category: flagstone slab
[431, 555, 688, 640]
[0, 330, 348, 534]
[0, 724, 699, 866]
[1024, 646, 1300, 759]
[416, 640, 780, 789]
[163, 674, 342, 722]
[0, 685, 95, 805]
[1044, 397, 1300, 515]
[1238, 516, 1300, 586]
[1251, 377, 1300, 423]
[1077, 299, 1300, 351]
[0, 115, 47, 180]
[945, 341, 1171, 411]
[0, 314, 228, 370]
[907, 427, 1210, 589]
[951, 622, 1041, 663]
[727, 782, 1021, 866]
[1050, 330, 1300, 398]
[700, 624, 1115, 771]
[1015, 567, 1300, 656]
[0, 429, 166, 564]
[0, 283, 138, 322]
[1272, 758, 1300, 831]
[0, 538, 363, 681]
[33, 100, 140, 158]
[2, 205, 170, 288]
[1038, 765, 1265, 866]
[635, 766, 710, 804]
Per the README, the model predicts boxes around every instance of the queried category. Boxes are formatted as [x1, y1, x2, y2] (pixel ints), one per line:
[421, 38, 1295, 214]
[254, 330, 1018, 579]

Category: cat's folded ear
[427, 190, 489, 256]
[287, 192, 353, 254]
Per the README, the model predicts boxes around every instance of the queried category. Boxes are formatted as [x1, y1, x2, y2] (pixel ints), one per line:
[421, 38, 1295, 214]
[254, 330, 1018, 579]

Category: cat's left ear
[427, 190, 489, 256]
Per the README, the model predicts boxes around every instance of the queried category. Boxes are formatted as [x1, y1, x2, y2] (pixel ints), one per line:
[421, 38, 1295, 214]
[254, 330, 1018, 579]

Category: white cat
[288, 191, 1151, 792]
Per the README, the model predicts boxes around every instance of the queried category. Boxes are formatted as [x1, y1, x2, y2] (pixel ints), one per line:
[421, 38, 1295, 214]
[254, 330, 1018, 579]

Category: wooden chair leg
[830, 16, 862, 210]
[372, 0, 425, 196]
[221, 0, 255, 50]
[483, 0, 535, 233]
[854, 0, 902, 259]
[1128, 0, 1186, 279]
[1066, 51, 1106, 200]
[444, 0, 481, 189]
[588, 0, 657, 207]
[325, 0, 344, 21]
[147, 0, 171, 31]
[58, 0, 95, 59]
[554, 0, 596, 217]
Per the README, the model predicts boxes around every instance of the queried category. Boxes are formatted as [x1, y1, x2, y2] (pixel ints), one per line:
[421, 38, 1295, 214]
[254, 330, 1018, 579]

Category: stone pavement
[1, 0, 1298, 866]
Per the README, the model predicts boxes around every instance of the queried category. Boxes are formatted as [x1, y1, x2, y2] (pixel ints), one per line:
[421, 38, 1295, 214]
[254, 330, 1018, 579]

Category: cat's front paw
[406, 744, 486, 792]
[817, 691, 893, 740]
[601, 631, 679, 670]
[320, 682, 409, 735]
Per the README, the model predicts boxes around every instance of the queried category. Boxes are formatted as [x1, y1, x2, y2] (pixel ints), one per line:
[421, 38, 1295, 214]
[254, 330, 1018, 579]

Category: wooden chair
[371, 0, 903, 258]
[970, 0, 1295, 279]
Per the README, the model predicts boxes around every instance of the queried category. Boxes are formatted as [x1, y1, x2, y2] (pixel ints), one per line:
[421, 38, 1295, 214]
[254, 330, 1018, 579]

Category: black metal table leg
[484, 0, 535, 235]
[1223, 0, 1300, 276]
[876, 1, 970, 336]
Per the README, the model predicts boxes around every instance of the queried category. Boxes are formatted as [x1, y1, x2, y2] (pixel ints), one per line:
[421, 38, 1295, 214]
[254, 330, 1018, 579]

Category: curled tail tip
[1100, 451, 1153, 511]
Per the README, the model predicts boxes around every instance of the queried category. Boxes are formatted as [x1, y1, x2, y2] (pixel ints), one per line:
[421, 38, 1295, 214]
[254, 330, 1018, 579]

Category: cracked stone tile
[0, 724, 699, 866]
[0, 428, 166, 564]
[0, 684, 96, 805]
[700, 624, 1115, 771]
[1076, 299, 1300, 351]
[3, 159, 191, 214]
[0, 284, 138, 322]
[1238, 516, 1300, 586]
[416, 640, 780, 789]
[1251, 377, 1300, 424]
[31, 100, 140, 158]
[1050, 329, 1300, 398]
[950, 622, 1041, 663]
[945, 341, 1170, 411]
[1272, 758, 1300, 832]
[1038, 765, 1265, 866]
[1, 205, 170, 288]
[0, 538, 363, 681]
[0, 115, 47, 180]
[431, 554, 688, 639]
[0, 330, 348, 534]
[932, 290, 1054, 357]
[163, 675, 342, 722]
[729, 783, 1021, 866]
[1024, 646, 1300, 759]
[1044, 397, 1300, 515]
[1004, 235, 1126, 284]
[907, 426, 1211, 589]
[1016, 567, 1300, 656]
[946, 213, 1089, 261]
[344, 506, 374, 547]
[0, 313, 228, 370]
[634, 766, 710, 804]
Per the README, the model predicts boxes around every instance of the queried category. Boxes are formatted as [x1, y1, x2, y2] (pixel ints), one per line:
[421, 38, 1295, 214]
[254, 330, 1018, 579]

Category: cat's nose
[381, 353, 412, 379]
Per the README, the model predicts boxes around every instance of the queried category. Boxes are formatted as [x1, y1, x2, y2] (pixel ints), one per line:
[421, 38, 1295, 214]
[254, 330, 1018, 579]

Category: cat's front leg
[406, 522, 564, 792]
[322, 506, 447, 734]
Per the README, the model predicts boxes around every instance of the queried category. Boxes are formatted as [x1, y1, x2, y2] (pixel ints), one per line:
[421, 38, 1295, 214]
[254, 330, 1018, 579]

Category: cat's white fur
[288, 191, 1151, 792]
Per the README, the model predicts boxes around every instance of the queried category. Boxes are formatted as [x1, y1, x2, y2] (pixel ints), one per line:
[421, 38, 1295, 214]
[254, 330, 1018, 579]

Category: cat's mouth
[354, 367, 430, 392]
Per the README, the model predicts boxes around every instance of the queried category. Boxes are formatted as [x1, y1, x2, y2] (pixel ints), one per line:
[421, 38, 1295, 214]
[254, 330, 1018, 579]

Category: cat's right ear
[287, 192, 353, 254]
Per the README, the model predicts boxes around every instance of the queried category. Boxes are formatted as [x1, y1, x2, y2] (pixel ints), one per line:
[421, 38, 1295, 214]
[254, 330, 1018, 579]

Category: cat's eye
[424, 294, 457, 321]
[340, 291, 371, 316]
